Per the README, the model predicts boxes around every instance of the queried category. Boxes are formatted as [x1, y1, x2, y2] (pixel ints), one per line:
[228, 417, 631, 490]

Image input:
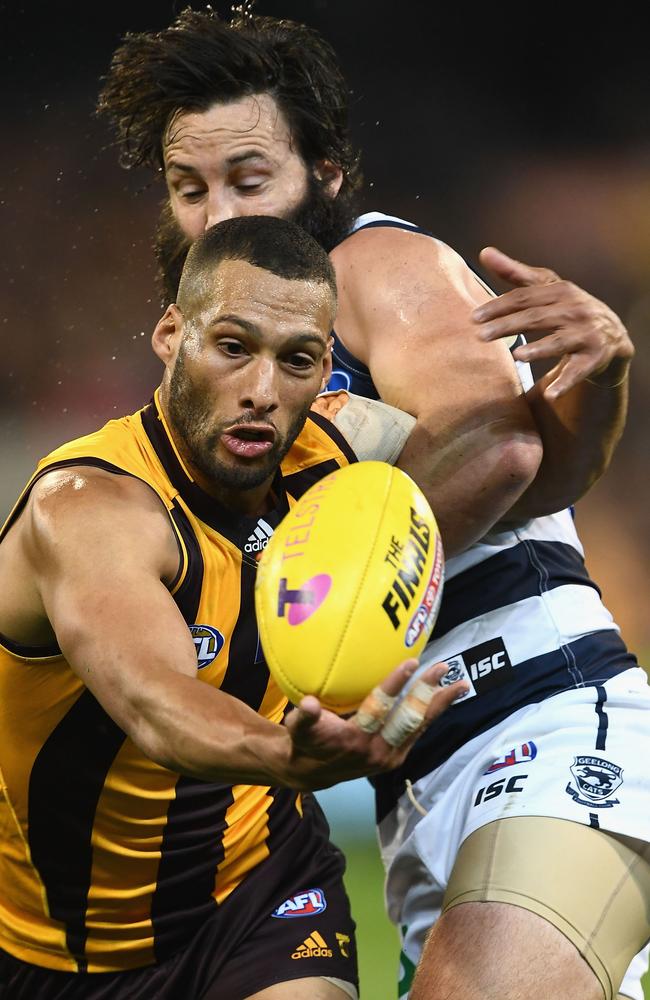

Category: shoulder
[30, 465, 162, 518]
[284, 411, 356, 475]
[25, 466, 176, 575]
[331, 225, 485, 306]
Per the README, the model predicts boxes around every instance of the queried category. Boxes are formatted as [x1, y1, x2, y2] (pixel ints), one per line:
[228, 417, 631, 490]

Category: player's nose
[241, 358, 280, 413]
[205, 192, 236, 230]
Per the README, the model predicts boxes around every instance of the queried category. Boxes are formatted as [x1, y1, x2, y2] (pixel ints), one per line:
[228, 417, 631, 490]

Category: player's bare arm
[5, 466, 461, 791]
[329, 226, 543, 555]
[474, 246, 634, 515]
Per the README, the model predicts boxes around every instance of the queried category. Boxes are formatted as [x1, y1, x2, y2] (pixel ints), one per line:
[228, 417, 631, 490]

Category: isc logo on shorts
[272, 888, 327, 918]
[473, 774, 528, 807]
[190, 625, 225, 668]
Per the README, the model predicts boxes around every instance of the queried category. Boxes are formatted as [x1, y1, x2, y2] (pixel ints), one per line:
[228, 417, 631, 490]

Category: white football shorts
[379, 667, 650, 999]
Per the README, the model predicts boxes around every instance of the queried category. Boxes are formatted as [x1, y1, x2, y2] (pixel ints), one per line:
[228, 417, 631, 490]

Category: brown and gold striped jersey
[0, 392, 355, 973]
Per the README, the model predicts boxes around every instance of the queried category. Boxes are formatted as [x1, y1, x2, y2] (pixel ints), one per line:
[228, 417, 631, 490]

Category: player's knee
[410, 902, 602, 1000]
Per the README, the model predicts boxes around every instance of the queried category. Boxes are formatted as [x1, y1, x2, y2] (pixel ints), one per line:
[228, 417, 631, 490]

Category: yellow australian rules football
[255, 461, 445, 714]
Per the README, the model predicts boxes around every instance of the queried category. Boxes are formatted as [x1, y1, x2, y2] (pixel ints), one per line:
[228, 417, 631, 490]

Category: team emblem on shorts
[272, 888, 327, 918]
[336, 932, 351, 958]
[565, 755, 623, 808]
[190, 625, 225, 668]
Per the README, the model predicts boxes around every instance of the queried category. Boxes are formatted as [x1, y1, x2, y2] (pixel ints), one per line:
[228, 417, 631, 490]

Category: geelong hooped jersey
[329, 213, 636, 822]
[0, 392, 355, 973]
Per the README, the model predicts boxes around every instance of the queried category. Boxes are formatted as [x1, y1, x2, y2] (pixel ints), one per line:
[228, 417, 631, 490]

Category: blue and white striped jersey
[329, 213, 636, 821]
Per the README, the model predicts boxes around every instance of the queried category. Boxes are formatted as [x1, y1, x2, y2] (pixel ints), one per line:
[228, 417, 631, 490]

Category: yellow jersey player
[0, 216, 463, 1000]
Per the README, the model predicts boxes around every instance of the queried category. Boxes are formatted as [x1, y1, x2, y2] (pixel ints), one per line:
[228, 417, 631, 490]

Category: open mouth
[221, 422, 276, 458]
[228, 425, 275, 442]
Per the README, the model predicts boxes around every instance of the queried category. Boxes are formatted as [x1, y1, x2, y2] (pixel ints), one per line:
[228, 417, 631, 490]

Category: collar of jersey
[140, 392, 289, 545]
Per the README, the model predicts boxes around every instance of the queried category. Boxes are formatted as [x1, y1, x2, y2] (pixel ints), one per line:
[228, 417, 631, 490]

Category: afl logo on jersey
[190, 625, 225, 668]
[271, 888, 327, 918]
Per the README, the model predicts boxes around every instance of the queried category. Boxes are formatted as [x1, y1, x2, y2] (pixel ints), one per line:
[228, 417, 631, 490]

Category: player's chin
[216, 449, 282, 490]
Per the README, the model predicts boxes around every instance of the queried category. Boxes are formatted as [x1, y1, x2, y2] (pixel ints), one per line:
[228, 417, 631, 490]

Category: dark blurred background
[2, 1, 649, 655]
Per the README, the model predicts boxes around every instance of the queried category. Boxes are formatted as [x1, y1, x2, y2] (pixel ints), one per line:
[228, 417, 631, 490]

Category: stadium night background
[2, 3, 648, 995]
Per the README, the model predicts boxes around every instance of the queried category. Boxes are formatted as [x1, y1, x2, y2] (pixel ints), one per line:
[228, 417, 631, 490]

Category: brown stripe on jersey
[214, 785, 275, 904]
[27, 690, 127, 971]
[264, 787, 303, 855]
[283, 458, 343, 501]
[0, 632, 60, 658]
[150, 778, 234, 961]
[168, 501, 204, 624]
[219, 559, 271, 711]
[306, 409, 358, 465]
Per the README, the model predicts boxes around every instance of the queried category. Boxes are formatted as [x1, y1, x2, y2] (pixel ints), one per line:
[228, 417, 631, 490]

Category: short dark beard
[155, 200, 192, 307]
[155, 173, 359, 306]
[166, 345, 313, 502]
[287, 171, 358, 255]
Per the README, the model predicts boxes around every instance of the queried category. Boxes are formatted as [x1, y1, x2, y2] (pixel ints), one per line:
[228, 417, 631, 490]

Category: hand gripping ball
[254, 461, 445, 714]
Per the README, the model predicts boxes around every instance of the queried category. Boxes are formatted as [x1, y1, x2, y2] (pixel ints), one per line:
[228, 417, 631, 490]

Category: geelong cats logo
[566, 755, 623, 808]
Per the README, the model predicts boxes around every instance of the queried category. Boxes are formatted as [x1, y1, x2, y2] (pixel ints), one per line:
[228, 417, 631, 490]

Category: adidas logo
[244, 518, 274, 554]
[291, 931, 333, 960]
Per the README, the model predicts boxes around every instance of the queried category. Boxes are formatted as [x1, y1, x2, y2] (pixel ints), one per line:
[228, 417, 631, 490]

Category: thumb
[284, 696, 323, 742]
[479, 246, 558, 288]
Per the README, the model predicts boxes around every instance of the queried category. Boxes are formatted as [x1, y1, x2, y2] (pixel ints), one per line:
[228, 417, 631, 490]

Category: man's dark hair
[177, 215, 337, 313]
[98, 8, 362, 204]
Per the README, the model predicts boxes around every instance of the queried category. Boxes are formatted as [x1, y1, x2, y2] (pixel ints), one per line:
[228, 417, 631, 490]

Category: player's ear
[152, 304, 183, 363]
[313, 159, 343, 197]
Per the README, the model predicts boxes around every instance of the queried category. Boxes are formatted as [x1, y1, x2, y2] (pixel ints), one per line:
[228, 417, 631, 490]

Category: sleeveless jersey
[328, 212, 636, 822]
[0, 392, 356, 973]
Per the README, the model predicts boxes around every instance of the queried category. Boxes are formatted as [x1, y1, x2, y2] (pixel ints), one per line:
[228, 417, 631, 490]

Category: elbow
[497, 433, 543, 495]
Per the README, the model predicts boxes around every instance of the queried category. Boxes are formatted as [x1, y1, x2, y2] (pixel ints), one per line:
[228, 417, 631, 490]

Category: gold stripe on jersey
[0, 392, 354, 973]
[215, 784, 276, 904]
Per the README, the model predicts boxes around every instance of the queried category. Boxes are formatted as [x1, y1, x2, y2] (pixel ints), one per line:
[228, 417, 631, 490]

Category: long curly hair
[98, 7, 363, 207]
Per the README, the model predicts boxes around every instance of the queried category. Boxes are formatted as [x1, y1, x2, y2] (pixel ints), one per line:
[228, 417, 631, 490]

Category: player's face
[164, 94, 340, 242]
[156, 258, 334, 512]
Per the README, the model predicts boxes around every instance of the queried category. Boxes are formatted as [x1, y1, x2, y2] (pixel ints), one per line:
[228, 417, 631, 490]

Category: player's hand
[283, 659, 467, 790]
[472, 246, 634, 399]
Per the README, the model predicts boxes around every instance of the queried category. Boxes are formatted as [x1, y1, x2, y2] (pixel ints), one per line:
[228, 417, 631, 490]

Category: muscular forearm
[472, 248, 634, 521]
[396, 412, 542, 556]
[505, 358, 630, 521]
[118, 669, 314, 787]
[65, 633, 297, 786]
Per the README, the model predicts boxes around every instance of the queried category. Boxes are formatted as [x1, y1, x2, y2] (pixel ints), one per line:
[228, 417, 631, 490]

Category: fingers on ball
[381, 679, 437, 747]
[353, 686, 397, 734]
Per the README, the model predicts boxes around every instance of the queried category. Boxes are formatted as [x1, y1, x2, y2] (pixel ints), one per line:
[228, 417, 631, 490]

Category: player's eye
[285, 353, 316, 371]
[231, 168, 269, 193]
[179, 187, 205, 203]
[218, 340, 248, 357]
